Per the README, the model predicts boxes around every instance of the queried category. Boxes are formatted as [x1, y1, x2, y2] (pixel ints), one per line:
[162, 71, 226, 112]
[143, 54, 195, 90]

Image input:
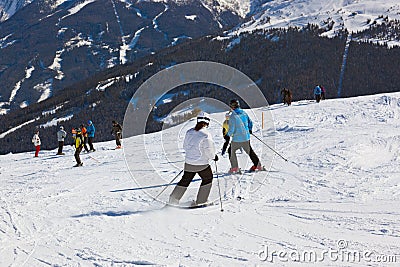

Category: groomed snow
[61, 0, 97, 20]
[0, 92, 399, 265]
[0, 117, 39, 138]
[40, 114, 74, 128]
[35, 80, 53, 103]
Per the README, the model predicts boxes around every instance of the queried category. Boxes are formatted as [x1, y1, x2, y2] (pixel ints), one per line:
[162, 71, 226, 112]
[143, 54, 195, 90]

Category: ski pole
[251, 133, 288, 162]
[155, 169, 183, 199]
[86, 153, 100, 163]
[214, 160, 224, 212]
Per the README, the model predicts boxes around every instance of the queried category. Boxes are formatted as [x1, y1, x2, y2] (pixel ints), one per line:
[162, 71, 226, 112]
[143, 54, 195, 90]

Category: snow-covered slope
[1, 92, 400, 265]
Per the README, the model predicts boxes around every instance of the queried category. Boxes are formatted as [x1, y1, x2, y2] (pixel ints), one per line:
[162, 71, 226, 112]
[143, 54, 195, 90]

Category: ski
[164, 201, 215, 210]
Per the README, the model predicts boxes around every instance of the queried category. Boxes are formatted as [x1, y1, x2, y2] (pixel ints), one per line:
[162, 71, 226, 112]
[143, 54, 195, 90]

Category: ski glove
[214, 155, 219, 161]
[249, 130, 252, 134]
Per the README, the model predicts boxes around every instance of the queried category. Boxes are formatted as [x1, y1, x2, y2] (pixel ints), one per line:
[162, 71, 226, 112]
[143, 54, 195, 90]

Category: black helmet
[229, 99, 240, 109]
[76, 128, 81, 133]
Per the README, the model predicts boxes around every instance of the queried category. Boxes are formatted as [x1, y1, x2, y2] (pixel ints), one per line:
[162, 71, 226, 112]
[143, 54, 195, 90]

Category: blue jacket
[227, 108, 252, 142]
[314, 86, 322, 95]
[86, 123, 96, 137]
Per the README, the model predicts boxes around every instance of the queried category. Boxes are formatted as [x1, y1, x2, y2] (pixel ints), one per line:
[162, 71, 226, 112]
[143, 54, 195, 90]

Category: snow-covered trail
[1, 93, 400, 265]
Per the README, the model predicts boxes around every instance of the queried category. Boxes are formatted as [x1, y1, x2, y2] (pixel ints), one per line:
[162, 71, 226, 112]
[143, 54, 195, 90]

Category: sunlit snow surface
[0, 93, 399, 265]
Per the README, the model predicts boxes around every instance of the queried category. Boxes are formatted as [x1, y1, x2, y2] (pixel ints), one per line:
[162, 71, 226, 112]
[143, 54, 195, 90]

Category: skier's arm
[200, 135, 215, 161]
[183, 132, 190, 152]
[226, 118, 235, 137]
[248, 115, 253, 134]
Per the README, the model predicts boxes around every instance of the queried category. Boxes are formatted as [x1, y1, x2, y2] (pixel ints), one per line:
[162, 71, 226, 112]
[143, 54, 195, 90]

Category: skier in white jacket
[57, 126, 67, 155]
[169, 112, 218, 206]
[32, 130, 41, 157]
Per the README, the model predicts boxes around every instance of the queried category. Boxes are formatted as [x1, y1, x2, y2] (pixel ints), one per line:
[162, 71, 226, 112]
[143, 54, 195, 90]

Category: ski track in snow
[1, 93, 400, 265]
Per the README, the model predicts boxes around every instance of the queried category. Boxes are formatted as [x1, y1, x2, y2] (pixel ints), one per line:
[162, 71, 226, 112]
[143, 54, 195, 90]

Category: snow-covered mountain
[0, 0, 241, 114]
[0, 0, 248, 22]
[1, 92, 399, 265]
[0, 0, 31, 21]
[0, 0, 399, 121]
[231, 0, 400, 40]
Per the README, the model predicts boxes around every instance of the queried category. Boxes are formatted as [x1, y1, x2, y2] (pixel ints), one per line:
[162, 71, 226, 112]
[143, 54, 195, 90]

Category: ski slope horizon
[1, 92, 399, 265]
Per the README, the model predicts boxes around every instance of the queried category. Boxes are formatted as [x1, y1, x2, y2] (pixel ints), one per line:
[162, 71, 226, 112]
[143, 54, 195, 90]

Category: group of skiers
[280, 85, 327, 106]
[169, 99, 263, 206]
[70, 121, 97, 167]
[32, 120, 123, 167]
[31, 99, 262, 205]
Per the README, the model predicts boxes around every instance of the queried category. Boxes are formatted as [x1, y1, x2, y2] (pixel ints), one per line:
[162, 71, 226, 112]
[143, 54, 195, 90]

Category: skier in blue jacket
[86, 120, 96, 152]
[226, 99, 262, 173]
[314, 85, 322, 103]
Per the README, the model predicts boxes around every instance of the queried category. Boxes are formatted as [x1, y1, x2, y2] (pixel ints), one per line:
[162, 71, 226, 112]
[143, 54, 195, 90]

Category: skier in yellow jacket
[73, 128, 84, 167]
[221, 112, 231, 157]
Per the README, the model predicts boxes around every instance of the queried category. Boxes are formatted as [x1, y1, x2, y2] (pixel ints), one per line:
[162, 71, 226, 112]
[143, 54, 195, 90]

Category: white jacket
[183, 127, 215, 165]
[32, 133, 41, 146]
[57, 129, 67, 141]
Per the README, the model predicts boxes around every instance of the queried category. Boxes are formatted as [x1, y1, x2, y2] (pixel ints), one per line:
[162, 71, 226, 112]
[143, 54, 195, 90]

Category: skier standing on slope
[111, 120, 123, 149]
[281, 88, 292, 106]
[314, 85, 322, 103]
[73, 128, 84, 167]
[80, 124, 90, 153]
[169, 112, 218, 206]
[226, 99, 262, 173]
[86, 120, 96, 152]
[320, 85, 326, 100]
[32, 129, 41, 157]
[221, 112, 231, 157]
[57, 126, 67, 155]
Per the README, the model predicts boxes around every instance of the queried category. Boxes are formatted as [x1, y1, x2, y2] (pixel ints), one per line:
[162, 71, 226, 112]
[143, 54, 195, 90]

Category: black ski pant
[170, 164, 213, 204]
[88, 137, 95, 151]
[229, 140, 260, 169]
[315, 94, 321, 103]
[83, 137, 89, 152]
[74, 146, 83, 164]
[57, 141, 64, 154]
[115, 133, 122, 146]
[222, 135, 231, 157]
[177, 164, 213, 188]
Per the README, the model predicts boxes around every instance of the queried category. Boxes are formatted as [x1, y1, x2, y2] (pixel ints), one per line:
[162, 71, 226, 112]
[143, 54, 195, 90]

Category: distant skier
[221, 112, 231, 157]
[226, 99, 262, 173]
[57, 126, 67, 155]
[314, 85, 322, 103]
[80, 124, 90, 153]
[320, 85, 326, 100]
[111, 120, 123, 149]
[73, 128, 84, 167]
[86, 120, 96, 152]
[32, 129, 41, 157]
[281, 88, 292, 106]
[169, 112, 218, 206]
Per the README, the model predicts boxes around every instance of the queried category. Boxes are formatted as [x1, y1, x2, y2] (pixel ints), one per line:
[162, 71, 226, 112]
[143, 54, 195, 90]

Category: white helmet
[197, 111, 210, 124]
